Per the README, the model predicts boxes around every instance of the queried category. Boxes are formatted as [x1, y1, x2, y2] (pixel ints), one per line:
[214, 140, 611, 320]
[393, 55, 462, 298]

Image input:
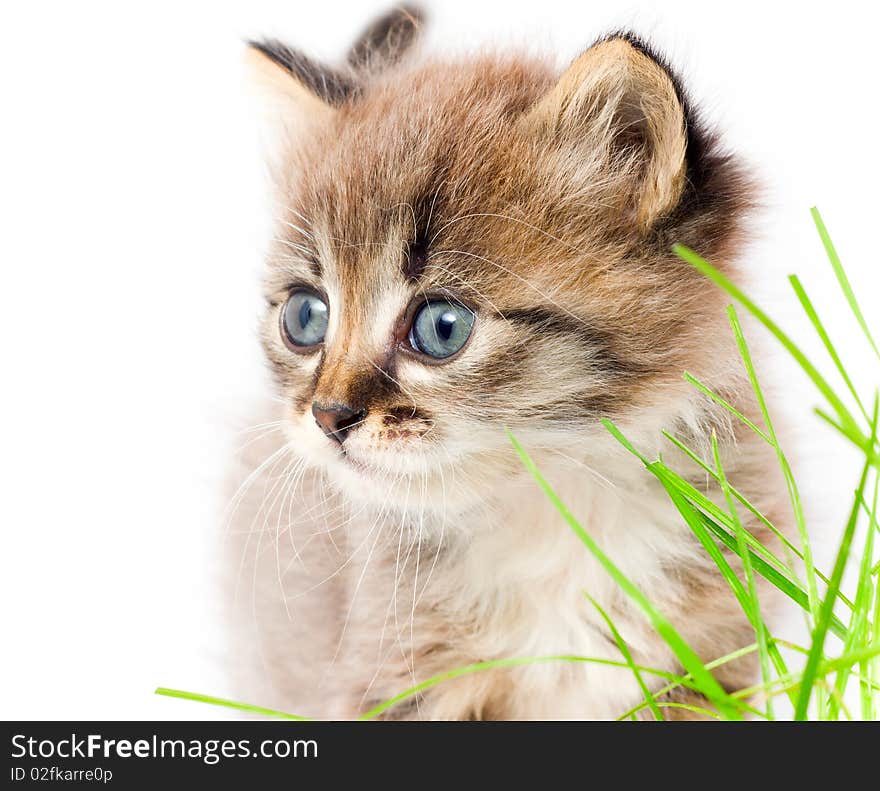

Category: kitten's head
[247, 7, 754, 516]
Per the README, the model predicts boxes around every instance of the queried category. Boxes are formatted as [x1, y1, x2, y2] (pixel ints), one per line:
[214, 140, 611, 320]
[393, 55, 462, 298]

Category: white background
[1, 0, 878, 719]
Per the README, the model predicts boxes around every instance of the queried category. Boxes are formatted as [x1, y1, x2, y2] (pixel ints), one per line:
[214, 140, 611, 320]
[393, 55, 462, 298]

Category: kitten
[227, 6, 789, 720]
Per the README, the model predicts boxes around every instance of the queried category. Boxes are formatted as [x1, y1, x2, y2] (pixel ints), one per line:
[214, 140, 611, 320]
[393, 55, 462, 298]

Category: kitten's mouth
[339, 453, 374, 474]
[332, 448, 387, 476]
[333, 447, 425, 479]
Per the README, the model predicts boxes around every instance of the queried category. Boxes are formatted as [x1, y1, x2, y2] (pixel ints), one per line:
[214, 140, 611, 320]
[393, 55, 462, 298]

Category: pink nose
[311, 402, 366, 445]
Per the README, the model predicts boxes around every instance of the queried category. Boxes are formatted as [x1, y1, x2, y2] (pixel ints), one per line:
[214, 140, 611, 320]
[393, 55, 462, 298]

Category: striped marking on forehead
[317, 232, 413, 356]
[400, 187, 445, 281]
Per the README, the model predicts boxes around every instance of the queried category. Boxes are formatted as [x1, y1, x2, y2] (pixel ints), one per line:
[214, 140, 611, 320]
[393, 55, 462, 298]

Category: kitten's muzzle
[311, 401, 367, 446]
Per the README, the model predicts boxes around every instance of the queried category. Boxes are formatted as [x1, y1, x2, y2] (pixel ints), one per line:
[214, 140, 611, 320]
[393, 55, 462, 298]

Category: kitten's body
[227, 9, 790, 719]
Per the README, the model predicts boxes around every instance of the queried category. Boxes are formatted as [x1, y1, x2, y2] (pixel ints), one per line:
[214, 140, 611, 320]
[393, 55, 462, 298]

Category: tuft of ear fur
[347, 5, 425, 73]
[522, 34, 689, 232]
[247, 41, 357, 107]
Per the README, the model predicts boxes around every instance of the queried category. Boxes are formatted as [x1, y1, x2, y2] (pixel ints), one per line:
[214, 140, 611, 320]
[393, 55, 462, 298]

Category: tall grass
[158, 208, 880, 720]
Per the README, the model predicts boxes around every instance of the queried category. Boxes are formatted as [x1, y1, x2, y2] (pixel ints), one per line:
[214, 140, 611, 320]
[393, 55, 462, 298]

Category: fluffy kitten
[228, 6, 788, 720]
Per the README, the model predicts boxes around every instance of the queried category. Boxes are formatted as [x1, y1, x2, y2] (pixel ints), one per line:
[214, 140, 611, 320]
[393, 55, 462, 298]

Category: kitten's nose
[311, 402, 367, 445]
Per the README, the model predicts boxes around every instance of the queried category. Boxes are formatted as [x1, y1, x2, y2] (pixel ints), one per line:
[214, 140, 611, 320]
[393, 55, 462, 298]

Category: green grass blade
[794, 400, 879, 719]
[683, 372, 771, 442]
[674, 244, 862, 440]
[509, 431, 744, 720]
[162, 658, 704, 723]
[813, 408, 880, 464]
[811, 207, 880, 362]
[789, 274, 869, 423]
[857, 470, 878, 719]
[154, 688, 310, 720]
[712, 432, 774, 719]
[653, 702, 723, 719]
[611, 422, 850, 640]
[665, 487, 751, 610]
[624, 639, 880, 720]
[726, 306, 822, 633]
[616, 642, 760, 720]
[662, 430, 855, 609]
[738, 642, 880, 700]
[828, 420, 878, 718]
[663, 483, 793, 710]
[651, 464, 793, 575]
[358, 655, 693, 721]
[588, 595, 664, 721]
[663, 432, 800, 567]
[694, 505, 848, 641]
[873, 543, 880, 717]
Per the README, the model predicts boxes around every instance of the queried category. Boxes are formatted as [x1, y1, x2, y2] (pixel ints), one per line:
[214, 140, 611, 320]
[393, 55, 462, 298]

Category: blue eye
[409, 300, 475, 360]
[281, 289, 328, 349]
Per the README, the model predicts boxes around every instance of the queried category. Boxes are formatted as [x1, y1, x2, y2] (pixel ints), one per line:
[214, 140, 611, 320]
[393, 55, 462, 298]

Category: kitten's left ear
[522, 35, 689, 231]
